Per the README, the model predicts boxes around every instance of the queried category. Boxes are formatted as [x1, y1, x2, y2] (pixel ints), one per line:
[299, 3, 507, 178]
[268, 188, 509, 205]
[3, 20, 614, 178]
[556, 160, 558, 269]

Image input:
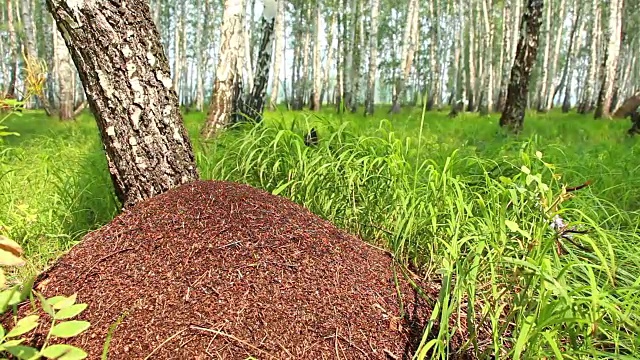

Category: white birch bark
[343, 0, 357, 110]
[311, 2, 322, 110]
[365, 0, 379, 115]
[196, 0, 211, 111]
[579, 0, 600, 113]
[5, 0, 19, 97]
[479, 0, 493, 114]
[241, 0, 276, 122]
[537, 0, 552, 110]
[544, 0, 566, 110]
[244, 12, 254, 92]
[390, 0, 419, 113]
[427, 0, 441, 110]
[268, 0, 285, 110]
[595, 0, 624, 118]
[172, 2, 181, 98]
[202, 0, 247, 137]
[321, 12, 337, 107]
[53, 26, 74, 120]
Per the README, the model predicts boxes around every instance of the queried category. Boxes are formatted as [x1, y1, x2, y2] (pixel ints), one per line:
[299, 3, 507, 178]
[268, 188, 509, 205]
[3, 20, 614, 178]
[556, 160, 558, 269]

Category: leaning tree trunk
[268, 0, 285, 110]
[499, 0, 544, 133]
[46, 0, 199, 208]
[594, 0, 624, 119]
[241, 0, 276, 122]
[201, 0, 247, 138]
[53, 28, 75, 121]
[364, 0, 379, 116]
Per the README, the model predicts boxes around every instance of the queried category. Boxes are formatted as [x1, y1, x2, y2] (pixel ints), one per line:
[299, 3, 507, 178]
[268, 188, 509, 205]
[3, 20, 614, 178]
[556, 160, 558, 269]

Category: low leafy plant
[0, 236, 90, 360]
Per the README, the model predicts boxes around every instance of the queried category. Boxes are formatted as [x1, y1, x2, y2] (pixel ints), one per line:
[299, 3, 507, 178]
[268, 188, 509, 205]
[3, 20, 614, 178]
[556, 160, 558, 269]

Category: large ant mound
[25, 181, 444, 359]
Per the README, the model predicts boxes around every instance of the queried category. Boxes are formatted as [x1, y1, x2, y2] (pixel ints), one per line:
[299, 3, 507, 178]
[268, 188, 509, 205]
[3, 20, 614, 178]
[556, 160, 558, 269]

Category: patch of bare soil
[9, 180, 469, 359]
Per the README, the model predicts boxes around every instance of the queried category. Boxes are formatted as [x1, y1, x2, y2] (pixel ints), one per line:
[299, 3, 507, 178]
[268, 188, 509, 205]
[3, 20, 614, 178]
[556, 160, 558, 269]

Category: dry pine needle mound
[23, 181, 443, 359]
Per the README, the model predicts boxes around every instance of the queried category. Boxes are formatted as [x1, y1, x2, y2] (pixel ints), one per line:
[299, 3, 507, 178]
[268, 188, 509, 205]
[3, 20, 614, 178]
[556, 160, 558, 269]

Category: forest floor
[0, 106, 639, 358]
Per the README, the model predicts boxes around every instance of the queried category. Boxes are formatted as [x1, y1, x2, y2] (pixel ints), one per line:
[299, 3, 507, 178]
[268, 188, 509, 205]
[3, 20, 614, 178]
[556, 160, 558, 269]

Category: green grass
[1, 107, 639, 359]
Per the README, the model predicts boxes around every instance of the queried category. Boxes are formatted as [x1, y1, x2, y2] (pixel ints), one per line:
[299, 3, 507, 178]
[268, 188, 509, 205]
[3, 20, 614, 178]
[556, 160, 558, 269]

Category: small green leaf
[19, 276, 35, 302]
[6, 315, 39, 338]
[525, 174, 535, 186]
[5, 345, 39, 360]
[54, 304, 87, 320]
[35, 292, 54, 317]
[45, 296, 67, 308]
[504, 220, 520, 232]
[50, 321, 90, 338]
[52, 294, 77, 310]
[520, 165, 531, 175]
[0, 324, 5, 338]
[0, 339, 25, 350]
[41, 344, 88, 360]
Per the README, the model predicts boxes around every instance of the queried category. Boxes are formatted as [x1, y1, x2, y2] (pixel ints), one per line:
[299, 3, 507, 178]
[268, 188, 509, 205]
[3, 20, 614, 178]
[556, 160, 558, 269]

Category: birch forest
[1, 0, 639, 126]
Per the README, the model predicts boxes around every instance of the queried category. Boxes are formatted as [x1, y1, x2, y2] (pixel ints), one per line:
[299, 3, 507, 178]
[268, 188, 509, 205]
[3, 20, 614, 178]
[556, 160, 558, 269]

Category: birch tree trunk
[45, 0, 199, 208]
[390, 0, 419, 113]
[450, 0, 466, 116]
[241, 0, 276, 122]
[299, 22, 311, 108]
[544, 0, 566, 110]
[244, 11, 254, 92]
[343, 0, 357, 111]
[335, 10, 344, 112]
[310, 2, 322, 111]
[578, 0, 600, 113]
[196, 0, 211, 111]
[321, 12, 337, 107]
[172, 2, 181, 98]
[21, 0, 44, 109]
[478, 0, 493, 115]
[350, 0, 365, 113]
[427, 0, 441, 110]
[5, 0, 19, 98]
[364, 0, 379, 116]
[561, 3, 583, 113]
[499, 0, 544, 133]
[202, 0, 247, 138]
[536, 0, 552, 111]
[53, 27, 74, 121]
[268, 0, 285, 110]
[594, 0, 624, 119]
[466, 0, 477, 111]
[497, 0, 512, 111]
